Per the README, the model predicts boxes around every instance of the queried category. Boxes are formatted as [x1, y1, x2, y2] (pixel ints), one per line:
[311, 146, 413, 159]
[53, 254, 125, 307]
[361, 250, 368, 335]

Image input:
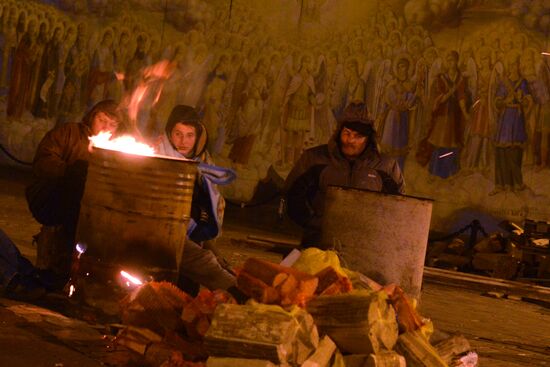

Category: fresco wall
[1, 0, 550, 231]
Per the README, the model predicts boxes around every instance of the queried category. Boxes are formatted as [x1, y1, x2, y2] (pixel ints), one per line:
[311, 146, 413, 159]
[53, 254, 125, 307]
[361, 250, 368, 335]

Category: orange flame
[127, 60, 175, 129]
[89, 131, 155, 156]
[120, 270, 143, 286]
[68, 284, 76, 297]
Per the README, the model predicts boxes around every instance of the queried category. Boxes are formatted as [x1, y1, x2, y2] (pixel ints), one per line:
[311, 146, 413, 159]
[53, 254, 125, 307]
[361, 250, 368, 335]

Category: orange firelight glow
[120, 270, 143, 286]
[89, 131, 155, 156]
[127, 59, 175, 124]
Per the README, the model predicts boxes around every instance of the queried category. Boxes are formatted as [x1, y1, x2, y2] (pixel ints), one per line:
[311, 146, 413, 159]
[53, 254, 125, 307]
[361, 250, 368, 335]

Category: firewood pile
[426, 219, 550, 283]
[110, 249, 477, 367]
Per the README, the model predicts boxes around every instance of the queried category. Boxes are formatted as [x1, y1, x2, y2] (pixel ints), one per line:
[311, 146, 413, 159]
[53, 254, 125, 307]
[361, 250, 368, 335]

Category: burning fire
[89, 132, 156, 156]
[127, 59, 175, 125]
[120, 270, 144, 287]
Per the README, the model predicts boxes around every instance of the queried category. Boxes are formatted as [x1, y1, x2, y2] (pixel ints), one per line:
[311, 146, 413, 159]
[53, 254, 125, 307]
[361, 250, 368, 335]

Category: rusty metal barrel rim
[326, 184, 434, 203]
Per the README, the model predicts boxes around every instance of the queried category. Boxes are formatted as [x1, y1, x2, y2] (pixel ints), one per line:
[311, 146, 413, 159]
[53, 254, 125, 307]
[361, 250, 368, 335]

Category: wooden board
[423, 266, 550, 302]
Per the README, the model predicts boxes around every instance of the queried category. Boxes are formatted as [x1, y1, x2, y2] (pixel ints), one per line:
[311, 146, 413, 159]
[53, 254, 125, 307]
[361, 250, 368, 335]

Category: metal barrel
[75, 147, 197, 282]
[320, 186, 433, 300]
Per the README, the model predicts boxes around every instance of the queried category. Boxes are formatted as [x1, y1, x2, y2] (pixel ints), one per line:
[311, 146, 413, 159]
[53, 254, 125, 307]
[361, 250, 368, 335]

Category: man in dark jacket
[284, 118, 405, 247]
[26, 99, 126, 282]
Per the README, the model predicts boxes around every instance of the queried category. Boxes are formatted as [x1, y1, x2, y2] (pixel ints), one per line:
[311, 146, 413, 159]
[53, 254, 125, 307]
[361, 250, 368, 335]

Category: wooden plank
[247, 234, 301, 247]
[422, 266, 550, 302]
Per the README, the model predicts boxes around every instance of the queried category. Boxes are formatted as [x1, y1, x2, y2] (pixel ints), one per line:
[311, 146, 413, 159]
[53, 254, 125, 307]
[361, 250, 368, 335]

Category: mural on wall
[1, 0, 550, 229]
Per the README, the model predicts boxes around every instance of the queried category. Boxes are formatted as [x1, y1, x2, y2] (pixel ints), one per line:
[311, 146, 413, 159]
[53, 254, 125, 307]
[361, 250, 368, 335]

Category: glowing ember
[75, 242, 87, 257]
[68, 284, 75, 297]
[542, 52, 550, 56]
[120, 270, 143, 286]
[438, 151, 454, 159]
[90, 132, 155, 156]
[115, 72, 125, 81]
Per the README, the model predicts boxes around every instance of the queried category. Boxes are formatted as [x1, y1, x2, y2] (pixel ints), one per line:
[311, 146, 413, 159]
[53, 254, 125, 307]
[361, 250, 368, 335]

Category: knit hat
[340, 119, 375, 137]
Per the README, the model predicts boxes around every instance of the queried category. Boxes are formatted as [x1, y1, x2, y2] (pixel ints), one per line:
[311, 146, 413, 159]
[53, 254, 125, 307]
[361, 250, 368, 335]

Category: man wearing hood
[21, 100, 126, 290]
[156, 105, 238, 296]
[284, 117, 405, 247]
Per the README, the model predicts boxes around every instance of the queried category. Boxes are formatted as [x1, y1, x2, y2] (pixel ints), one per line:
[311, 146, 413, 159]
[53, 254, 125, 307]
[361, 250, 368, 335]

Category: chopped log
[237, 270, 280, 304]
[315, 267, 352, 296]
[315, 267, 340, 293]
[446, 238, 466, 255]
[164, 330, 209, 360]
[121, 282, 189, 332]
[277, 274, 300, 306]
[342, 354, 368, 367]
[145, 342, 182, 366]
[181, 289, 237, 340]
[116, 336, 148, 355]
[277, 273, 298, 295]
[301, 336, 336, 367]
[433, 335, 470, 365]
[395, 330, 448, 367]
[242, 258, 318, 293]
[387, 286, 424, 333]
[239, 258, 319, 306]
[474, 234, 504, 253]
[472, 253, 518, 279]
[206, 357, 279, 367]
[115, 326, 162, 355]
[365, 351, 406, 367]
[273, 273, 289, 287]
[306, 291, 398, 354]
[124, 326, 163, 343]
[204, 303, 318, 366]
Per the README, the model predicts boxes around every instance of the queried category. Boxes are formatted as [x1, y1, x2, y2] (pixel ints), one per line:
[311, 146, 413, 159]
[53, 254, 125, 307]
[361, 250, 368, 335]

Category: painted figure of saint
[7, 18, 38, 119]
[0, 7, 17, 88]
[281, 54, 316, 165]
[379, 55, 417, 172]
[490, 52, 532, 195]
[229, 57, 269, 165]
[427, 50, 469, 179]
[87, 28, 115, 107]
[462, 47, 494, 173]
[33, 25, 63, 118]
[58, 24, 90, 123]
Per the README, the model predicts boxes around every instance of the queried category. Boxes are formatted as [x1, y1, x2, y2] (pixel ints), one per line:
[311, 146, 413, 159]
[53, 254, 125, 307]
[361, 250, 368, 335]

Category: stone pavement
[0, 165, 549, 366]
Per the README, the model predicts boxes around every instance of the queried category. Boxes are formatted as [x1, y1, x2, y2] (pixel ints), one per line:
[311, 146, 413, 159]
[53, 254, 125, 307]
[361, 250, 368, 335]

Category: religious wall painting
[1, 0, 550, 228]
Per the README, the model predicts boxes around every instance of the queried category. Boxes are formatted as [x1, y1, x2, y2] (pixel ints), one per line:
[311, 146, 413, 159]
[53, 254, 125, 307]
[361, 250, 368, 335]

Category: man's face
[91, 112, 119, 135]
[340, 127, 367, 159]
[170, 123, 197, 157]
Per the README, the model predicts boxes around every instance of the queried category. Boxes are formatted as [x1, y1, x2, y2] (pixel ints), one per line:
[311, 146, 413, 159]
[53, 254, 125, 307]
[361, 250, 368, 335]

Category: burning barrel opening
[320, 186, 433, 300]
[75, 147, 198, 284]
